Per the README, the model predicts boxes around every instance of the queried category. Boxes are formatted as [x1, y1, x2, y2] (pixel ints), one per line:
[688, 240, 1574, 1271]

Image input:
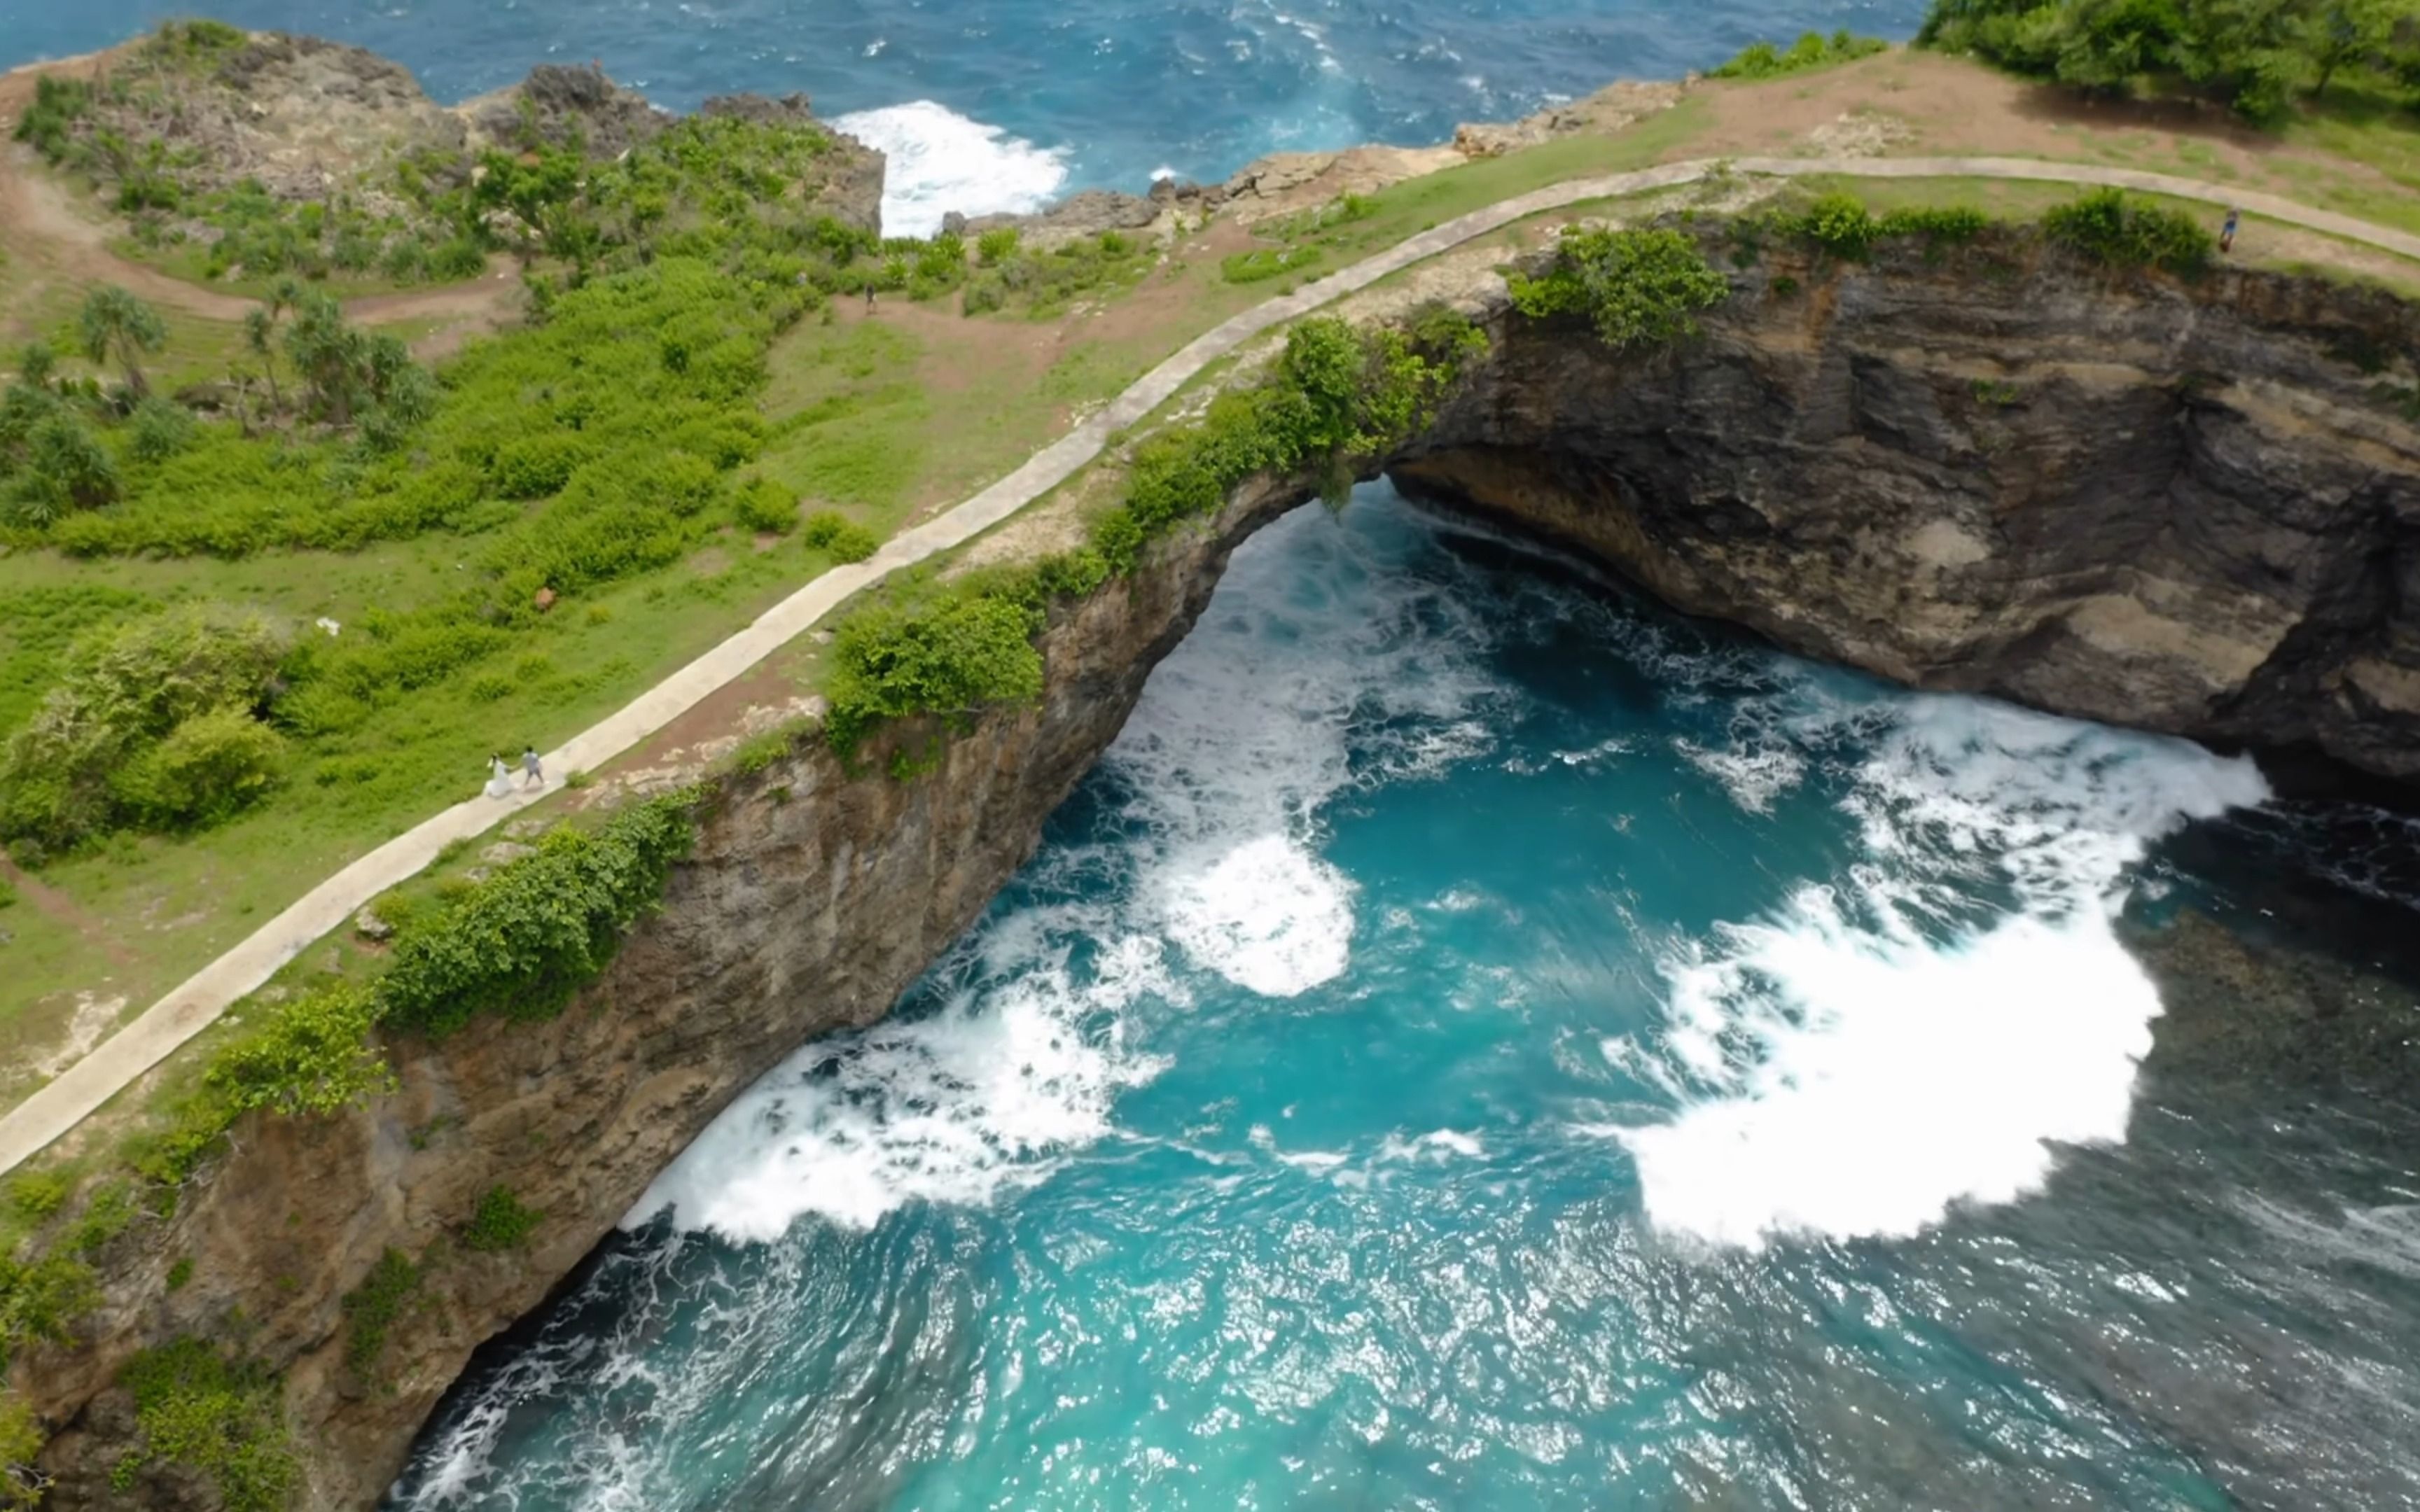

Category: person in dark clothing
[2220, 208, 2239, 253]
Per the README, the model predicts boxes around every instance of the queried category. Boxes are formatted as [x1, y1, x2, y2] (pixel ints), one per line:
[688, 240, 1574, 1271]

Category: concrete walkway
[4, 154, 2414, 1175]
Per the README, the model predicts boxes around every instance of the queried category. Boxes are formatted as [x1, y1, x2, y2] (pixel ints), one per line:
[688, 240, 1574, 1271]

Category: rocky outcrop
[458, 63, 668, 157]
[63, 31, 466, 205]
[44, 34, 885, 235]
[1449, 78, 1685, 158]
[1395, 230, 2420, 784]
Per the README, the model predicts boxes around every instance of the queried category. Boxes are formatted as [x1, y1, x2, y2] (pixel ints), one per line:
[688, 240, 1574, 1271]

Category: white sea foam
[630, 923, 1174, 1240]
[830, 99, 1069, 237]
[636, 506, 1500, 1242]
[1620, 689, 2269, 1252]
[1153, 832, 1355, 997]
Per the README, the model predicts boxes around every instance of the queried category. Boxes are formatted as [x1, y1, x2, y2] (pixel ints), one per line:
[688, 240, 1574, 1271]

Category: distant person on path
[865, 286, 876, 311]
[522, 746, 545, 789]
[2220, 208, 2239, 253]
[485, 754, 513, 799]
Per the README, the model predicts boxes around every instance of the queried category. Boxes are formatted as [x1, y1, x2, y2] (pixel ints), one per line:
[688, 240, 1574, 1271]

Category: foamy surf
[1621, 687, 2268, 1252]
[830, 99, 1068, 237]
[631, 506, 1500, 1243]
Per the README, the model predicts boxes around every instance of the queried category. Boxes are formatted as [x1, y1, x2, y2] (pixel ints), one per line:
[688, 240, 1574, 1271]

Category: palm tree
[78, 285, 167, 400]
[244, 278, 304, 418]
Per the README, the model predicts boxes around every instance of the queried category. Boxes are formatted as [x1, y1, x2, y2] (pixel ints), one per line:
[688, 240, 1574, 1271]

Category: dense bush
[1711, 29, 1891, 78]
[116, 1338, 298, 1512]
[205, 983, 391, 1118]
[976, 227, 1020, 265]
[823, 594, 1047, 758]
[2043, 187, 2216, 275]
[0, 604, 291, 857]
[462, 1186, 543, 1252]
[377, 796, 697, 1036]
[1508, 227, 1732, 349]
[340, 1249, 421, 1376]
[1759, 194, 1994, 260]
[9, 76, 90, 160]
[0, 1390, 41, 1511]
[1917, 0, 2420, 121]
[960, 230, 1149, 316]
[110, 705, 289, 832]
[802, 510, 879, 561]
[732, 477, 798, 533]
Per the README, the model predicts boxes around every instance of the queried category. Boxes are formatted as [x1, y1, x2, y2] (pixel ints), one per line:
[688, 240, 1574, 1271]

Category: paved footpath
[4, 155, 2414, 1175]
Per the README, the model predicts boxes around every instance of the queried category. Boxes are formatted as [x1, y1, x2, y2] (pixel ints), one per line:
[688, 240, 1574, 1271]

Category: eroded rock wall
[22, 475, 1307, 1511]
[1396, 232, 2420, 781]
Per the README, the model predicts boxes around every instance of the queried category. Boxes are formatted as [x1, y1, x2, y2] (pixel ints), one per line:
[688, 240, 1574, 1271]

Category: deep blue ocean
[386, 493, 2420, 1510]
[0, 0, 1923, 232]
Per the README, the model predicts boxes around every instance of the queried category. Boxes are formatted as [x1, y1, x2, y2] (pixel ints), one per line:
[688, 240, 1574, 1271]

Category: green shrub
[376, 794, 697, 1037]
[340, 1248, 420, 1374]
[1508, 227, 1732, 349]
[128, 397, 196, 463]
[1711, 29, 1889, 79]
[205, 983, 391, 1118]
[733, 477, 798, 533]
[802, 510, 879, 562]
[488, 433, 591, 499]
[1917, 0, 2385, 122]
[166, 1258, 193, 1292]
[109, 706, 288, 832]
[6, 1174, 69, 1223]
[11, 76, 90, 162]
[976, 227, 1020, 266]
[0, 1250, 98, 1365]
[2043, 188, 2216, 276]
[116, 1338, 297, 1512]
[1795, 192, 1882, 259]
[11, 414, 119, 522]
[0, 603, 290, 856]
[462, 1186, 542, 1252]
[823, 593, 1045, 758]
[0, 1390, 42, 1510]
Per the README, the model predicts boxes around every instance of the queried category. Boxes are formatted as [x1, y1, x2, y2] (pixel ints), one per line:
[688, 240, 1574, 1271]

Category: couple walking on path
[485, 747, 544, 799]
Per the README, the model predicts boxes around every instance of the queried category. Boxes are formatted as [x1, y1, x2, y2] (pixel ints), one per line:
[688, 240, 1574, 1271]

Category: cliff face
[21, 237, 2420, 1509]
[1396, 232, 2420, 783]
[22, 475, 1307, 1511]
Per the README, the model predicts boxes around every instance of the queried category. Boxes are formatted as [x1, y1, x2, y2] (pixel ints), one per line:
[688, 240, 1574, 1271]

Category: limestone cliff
[18, 230, 2420, 1510]
[20, 473, 1309, 1511]
[1396, 228, 2420, 784]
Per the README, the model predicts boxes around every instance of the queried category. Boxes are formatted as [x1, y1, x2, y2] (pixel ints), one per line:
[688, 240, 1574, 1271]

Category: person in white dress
[485, 754, 514, 799]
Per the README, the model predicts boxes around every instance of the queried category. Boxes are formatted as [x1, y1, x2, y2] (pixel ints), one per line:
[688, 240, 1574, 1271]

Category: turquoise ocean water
[1, 0, 1924, 232]
[388, 492, 2420, 1509]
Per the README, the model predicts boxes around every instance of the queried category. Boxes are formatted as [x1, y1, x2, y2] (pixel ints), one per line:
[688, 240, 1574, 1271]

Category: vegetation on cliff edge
[1917, 0, 2420, 123]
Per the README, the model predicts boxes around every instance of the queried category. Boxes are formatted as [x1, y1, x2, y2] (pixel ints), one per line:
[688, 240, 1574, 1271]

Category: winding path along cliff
[25, 229, 2420, 1508]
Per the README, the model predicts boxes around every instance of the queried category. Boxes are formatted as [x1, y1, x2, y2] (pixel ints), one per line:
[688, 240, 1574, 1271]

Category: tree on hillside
[1919, 0, 2420, 119]
[242, 277, 306, 419]
[280, 291, 436, 443]
[2307, 0, 2409, 92]
[78, 285, 167, 399]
